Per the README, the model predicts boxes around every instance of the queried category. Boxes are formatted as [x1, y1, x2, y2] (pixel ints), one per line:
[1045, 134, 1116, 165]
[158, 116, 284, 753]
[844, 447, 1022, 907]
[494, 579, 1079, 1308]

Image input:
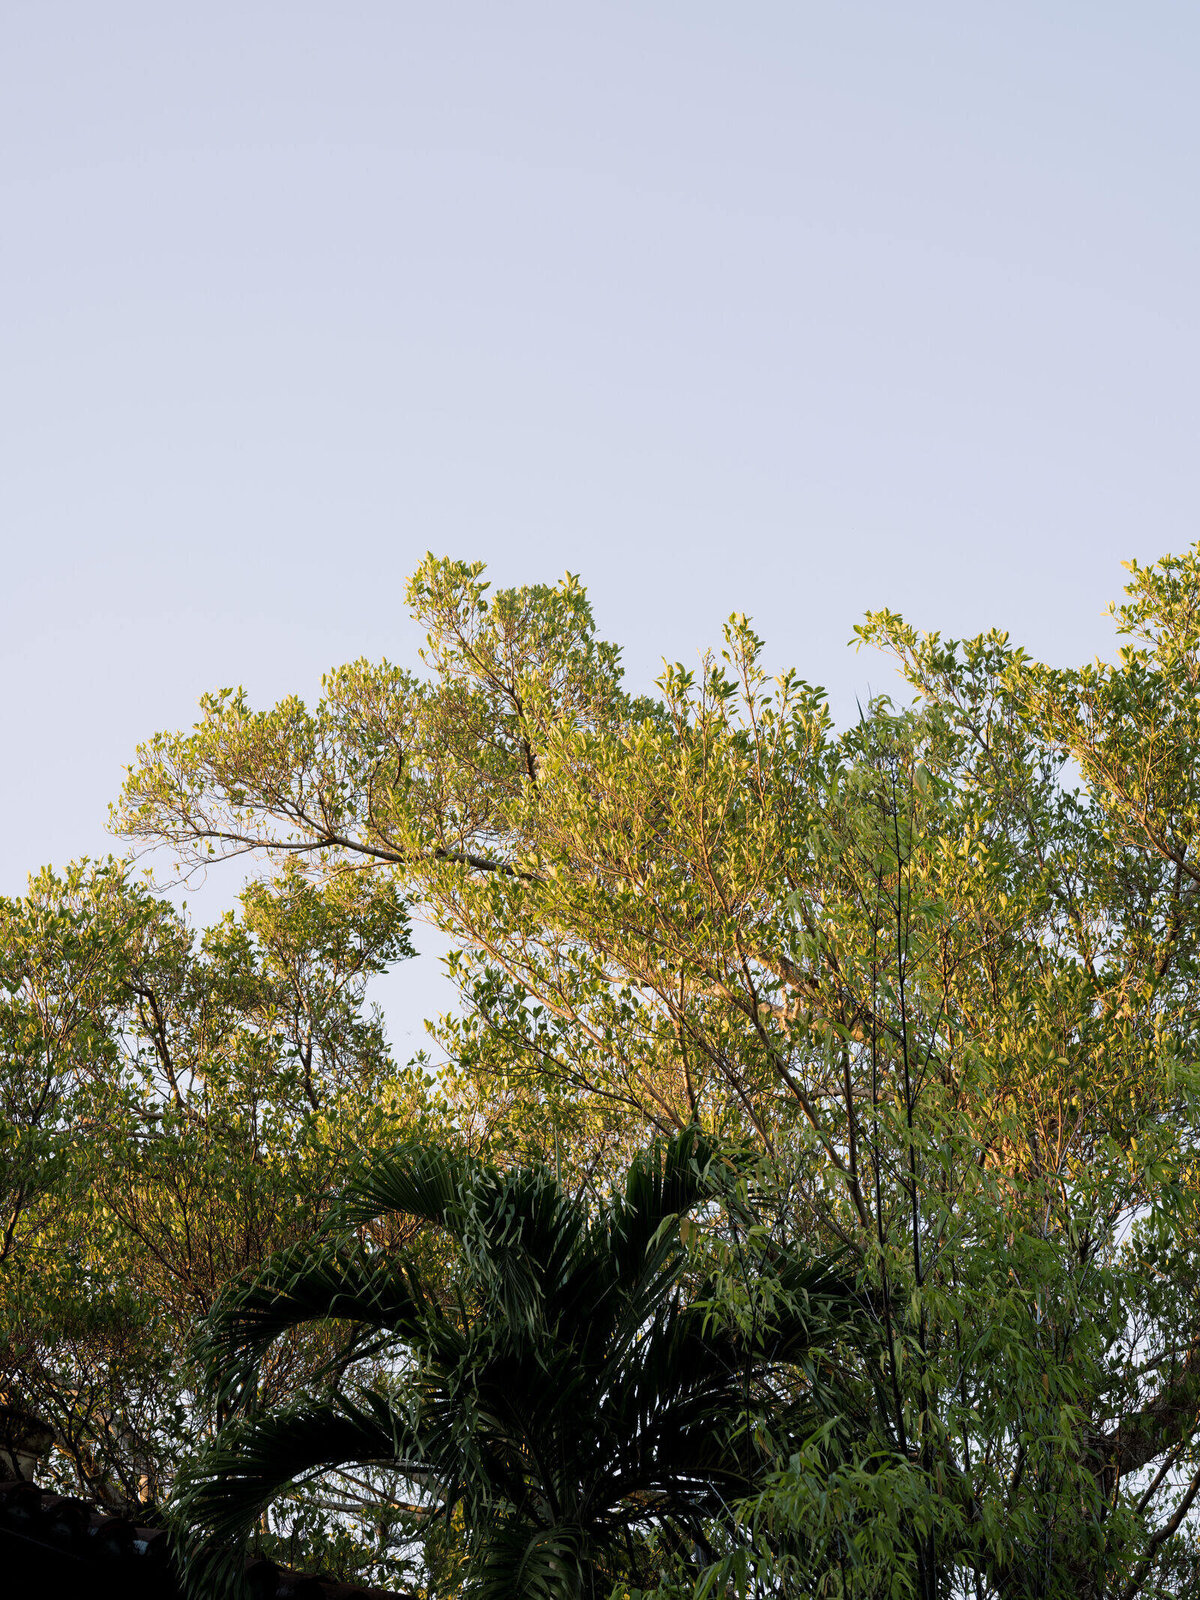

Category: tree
[113, 546, 1200, 1594]
[0, 856, 436, 1531]
[172, 1129, 860, 1600]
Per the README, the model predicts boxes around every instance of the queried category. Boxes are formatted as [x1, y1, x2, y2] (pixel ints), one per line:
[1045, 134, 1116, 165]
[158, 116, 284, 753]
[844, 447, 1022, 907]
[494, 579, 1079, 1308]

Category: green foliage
[0, 856, 437, 1523]
[172, 1129, 860, 1600]
[12, 543, 1200, 1592]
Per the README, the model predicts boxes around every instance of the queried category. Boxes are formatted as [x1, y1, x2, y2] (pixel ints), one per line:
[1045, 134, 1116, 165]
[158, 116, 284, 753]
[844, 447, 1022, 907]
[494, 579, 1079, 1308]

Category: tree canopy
[7, 546, 1200, 1595]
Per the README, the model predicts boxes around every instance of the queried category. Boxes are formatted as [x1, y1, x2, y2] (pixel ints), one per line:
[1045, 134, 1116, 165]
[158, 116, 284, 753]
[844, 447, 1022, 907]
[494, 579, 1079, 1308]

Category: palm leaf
[341, 1140, 479, 1229]
[607, 1126, 722, 1289]
[197, 1239, 429, 1406]
[172, 1389, 408, 1598]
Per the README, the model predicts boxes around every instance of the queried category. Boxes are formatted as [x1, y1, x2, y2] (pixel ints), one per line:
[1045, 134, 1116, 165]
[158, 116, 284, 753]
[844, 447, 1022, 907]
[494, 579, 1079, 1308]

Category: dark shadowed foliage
[171, 1129, 862, 1599]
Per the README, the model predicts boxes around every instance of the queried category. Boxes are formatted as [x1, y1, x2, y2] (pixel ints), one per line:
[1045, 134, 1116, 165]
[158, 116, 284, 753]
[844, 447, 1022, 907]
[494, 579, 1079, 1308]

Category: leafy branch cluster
[8, 547, 1200, 1596]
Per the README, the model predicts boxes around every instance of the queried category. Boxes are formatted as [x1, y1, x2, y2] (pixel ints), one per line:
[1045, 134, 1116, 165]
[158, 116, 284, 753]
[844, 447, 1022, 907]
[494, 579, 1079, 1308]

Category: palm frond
[607, 1126, 723, 1289]
[172, 1389, 407, 1598]
[197, 1239, 428, 1406]
[471, 1518, 599, 1600]
[456, 1164, 589, 1340]
[341, 1140, 479, 1229]
[756, 1252, 868, 1362]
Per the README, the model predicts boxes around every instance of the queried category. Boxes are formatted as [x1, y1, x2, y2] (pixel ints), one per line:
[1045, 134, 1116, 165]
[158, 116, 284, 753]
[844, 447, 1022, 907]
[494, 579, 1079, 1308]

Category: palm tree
[172, 1129, 858, 1598]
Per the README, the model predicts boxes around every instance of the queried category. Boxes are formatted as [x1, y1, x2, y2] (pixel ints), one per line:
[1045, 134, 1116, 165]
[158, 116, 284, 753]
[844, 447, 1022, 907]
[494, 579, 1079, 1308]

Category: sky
[3, 4, 1198, 1041]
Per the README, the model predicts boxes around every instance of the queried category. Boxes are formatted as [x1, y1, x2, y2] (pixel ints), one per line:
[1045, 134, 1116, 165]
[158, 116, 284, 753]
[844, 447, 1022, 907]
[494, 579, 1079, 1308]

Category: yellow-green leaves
[99, 547, 1200, 1596]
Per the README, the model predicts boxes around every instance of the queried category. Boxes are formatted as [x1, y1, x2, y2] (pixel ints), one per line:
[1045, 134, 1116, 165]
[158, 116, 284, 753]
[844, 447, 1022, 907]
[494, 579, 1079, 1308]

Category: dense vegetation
[6, 546, 1200, 1596]
[174, 1129, 864, 1600]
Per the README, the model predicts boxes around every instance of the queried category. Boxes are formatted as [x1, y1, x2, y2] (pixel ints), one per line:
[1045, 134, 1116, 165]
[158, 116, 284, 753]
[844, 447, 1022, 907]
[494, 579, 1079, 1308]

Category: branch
[1099, 1346, 1200, 1479]
[1120, 1457, 1200, 1600]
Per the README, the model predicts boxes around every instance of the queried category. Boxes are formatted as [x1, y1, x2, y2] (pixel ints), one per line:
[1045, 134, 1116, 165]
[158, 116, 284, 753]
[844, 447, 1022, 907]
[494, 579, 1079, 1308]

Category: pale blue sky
[3, 5, 1198, 1037]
